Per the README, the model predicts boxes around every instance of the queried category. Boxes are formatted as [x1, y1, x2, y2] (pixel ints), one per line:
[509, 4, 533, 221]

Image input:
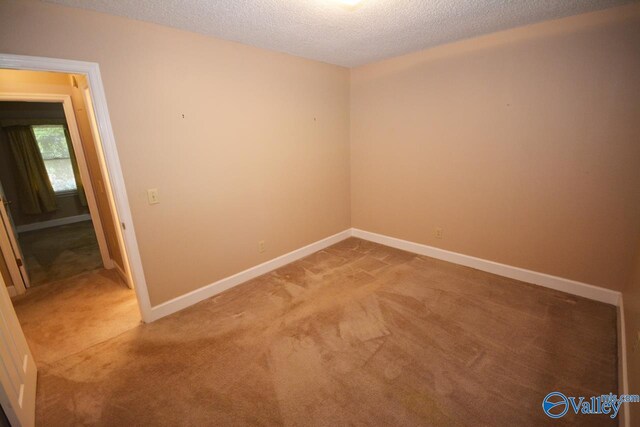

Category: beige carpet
[12, 268, 140, 366]
[22, 238, 616, 426]
[19, 220, 103, 287]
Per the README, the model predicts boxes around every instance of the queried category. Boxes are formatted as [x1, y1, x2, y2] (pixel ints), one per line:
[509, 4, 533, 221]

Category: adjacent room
[0, 101, 101, 285]
[0, 0, 639, 426]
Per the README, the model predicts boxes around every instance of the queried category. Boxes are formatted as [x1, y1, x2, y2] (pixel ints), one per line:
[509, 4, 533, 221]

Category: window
[31, 125, 77, 193]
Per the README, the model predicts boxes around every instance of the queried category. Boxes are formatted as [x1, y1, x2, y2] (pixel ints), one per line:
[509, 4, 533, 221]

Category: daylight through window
[31, 125, 77, 193]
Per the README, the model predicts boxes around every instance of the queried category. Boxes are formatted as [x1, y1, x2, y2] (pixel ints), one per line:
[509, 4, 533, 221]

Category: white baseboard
[16, 213, 91, 233]
[149, 227, 621, 323]
[618, 295, 630, 427]
[148, 229, 352, 322]
[352, 228, 621, 306]
[6, 286, 17, 298]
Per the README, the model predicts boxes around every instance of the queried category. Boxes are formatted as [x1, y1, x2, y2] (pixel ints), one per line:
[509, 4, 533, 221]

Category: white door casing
[0, 182, 28, 295]
[82, 85, 133, 288]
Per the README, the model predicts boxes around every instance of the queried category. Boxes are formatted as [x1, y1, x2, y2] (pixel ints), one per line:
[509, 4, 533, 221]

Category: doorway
[0, 70, 144, 363]
[0, 55, 154, 320]
[0, 55, 154, 427]
[0, 100, 110, 290]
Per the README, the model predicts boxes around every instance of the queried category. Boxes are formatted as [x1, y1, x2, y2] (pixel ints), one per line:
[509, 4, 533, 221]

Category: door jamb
[0, 204, 27, 295]
[80, 85, 132, 289]
[0, 54, 153, 322]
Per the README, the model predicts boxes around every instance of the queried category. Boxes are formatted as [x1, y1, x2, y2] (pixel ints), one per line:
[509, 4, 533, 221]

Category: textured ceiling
[43, 0, 633, 67]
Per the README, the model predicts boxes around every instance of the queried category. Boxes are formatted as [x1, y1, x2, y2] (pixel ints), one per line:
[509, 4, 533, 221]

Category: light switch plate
[147, 188, 159, 205]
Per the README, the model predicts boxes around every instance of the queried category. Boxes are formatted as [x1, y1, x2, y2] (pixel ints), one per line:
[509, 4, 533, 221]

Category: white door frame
[0, 197, 28, 295]
[0, 92, 113, 273]
[0, 54, 153, 322]
[80, 86, 132, 289]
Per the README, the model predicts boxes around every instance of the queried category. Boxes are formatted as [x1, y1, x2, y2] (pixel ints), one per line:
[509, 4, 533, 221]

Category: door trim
[0, 206, 27, 294]
[0, 54, 153, 322]
[81, 85, 132, 290]
[0, 93, 113, 272]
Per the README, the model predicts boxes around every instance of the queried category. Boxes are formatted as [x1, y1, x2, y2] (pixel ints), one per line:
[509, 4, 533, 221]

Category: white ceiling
[44, 0, 632, 67]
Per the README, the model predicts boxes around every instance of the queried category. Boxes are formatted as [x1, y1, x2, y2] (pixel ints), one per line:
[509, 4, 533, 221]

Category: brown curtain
[5, 126, 57, 214]
[63, 126, 88, 206]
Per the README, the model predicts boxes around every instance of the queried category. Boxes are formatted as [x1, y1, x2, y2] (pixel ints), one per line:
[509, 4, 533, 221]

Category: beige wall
[0, 0, 351, 305]
[624, 242, 640, 420]
[351, 4, 640, 291]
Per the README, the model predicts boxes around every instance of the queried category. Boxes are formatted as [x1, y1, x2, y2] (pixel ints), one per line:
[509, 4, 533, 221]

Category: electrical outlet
[435, 227, 443, 239]
[258, 240, 265, 253]
[147, 188, 159, 205]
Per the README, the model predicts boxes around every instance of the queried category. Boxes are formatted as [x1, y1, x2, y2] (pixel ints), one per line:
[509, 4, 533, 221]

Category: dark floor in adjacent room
[22, 238, 617, 426]
[18, 220, 103, 287]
